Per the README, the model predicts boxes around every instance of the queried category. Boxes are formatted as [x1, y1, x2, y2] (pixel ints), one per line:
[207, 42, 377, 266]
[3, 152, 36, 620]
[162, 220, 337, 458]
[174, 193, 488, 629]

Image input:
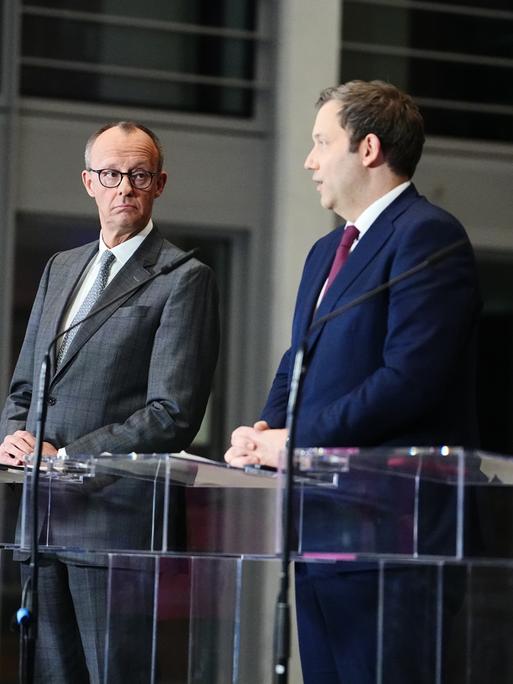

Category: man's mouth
[114, 204, 137, 210]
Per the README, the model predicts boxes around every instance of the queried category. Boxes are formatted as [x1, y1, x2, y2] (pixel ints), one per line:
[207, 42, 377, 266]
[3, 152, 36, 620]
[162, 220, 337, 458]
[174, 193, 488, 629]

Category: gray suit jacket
[1, 226, 219, 455]
[1, 227, 219, 557]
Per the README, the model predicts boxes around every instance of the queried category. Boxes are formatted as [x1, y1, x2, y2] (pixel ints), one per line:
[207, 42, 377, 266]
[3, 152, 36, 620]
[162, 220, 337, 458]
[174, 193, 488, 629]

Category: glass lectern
[0, 447, 511, 682]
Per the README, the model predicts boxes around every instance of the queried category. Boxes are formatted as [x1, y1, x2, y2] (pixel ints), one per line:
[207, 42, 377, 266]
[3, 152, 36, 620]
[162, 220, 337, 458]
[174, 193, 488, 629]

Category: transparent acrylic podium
[18, 453, 279, 683]
[281, 446, 513, 684]
[11, 447, 513, 683]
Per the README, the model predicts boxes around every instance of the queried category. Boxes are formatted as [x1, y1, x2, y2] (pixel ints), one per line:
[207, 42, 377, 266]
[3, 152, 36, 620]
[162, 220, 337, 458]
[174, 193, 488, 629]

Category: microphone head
[160, 248, 199, 274]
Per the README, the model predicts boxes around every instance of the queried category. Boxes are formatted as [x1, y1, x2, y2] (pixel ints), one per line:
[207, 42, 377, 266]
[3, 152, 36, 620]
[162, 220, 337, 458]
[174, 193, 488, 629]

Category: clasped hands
[224, 420, 287, 469]
[0, 430, 57, 466]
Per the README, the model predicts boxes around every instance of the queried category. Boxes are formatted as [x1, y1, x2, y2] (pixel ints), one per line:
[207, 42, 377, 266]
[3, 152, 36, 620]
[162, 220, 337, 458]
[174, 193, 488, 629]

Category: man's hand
[40, 441, 58, 457]
[0, 430, 57, 466]
[224, 421, 287, 468]
[0, 430, 35, 465]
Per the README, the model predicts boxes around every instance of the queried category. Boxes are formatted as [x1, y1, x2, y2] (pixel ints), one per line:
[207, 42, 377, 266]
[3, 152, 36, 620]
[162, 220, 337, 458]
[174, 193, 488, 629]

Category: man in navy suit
[225, 81, 480, 683]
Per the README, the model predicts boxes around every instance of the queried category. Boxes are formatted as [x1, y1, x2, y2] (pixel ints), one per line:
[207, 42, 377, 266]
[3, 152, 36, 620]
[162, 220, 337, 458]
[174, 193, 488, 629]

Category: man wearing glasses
[0, 121, 219, 681]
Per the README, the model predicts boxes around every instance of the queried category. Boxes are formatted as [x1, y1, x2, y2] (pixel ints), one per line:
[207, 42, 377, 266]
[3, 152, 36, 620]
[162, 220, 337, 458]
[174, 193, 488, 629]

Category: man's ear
[154, 171, 168, 199]
[82, 169, 95, 198]
[360, 133, 382, 168]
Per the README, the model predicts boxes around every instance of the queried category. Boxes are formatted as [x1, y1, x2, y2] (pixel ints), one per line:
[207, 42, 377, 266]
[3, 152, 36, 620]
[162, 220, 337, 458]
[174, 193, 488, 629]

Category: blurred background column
[268, 0, 342, 381]
[0, 1, 20, 398]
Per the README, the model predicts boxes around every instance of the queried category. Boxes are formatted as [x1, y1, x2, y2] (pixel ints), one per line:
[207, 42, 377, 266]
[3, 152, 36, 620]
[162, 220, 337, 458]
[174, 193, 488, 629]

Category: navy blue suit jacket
[262, 185, 481, 684]
[261, 184, 480, 449]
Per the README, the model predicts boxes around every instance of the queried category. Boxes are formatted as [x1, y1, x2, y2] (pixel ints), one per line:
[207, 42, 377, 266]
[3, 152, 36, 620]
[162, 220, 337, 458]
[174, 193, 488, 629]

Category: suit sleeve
[65, 262, 220, 455]
[260, 348, 291, 428]
[260, 240, 322, 429]
[0, 256, 56, 439]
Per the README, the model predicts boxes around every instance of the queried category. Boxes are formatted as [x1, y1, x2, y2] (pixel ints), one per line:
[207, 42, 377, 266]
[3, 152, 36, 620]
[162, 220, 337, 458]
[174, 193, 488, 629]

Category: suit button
[47, 396, 57, 406]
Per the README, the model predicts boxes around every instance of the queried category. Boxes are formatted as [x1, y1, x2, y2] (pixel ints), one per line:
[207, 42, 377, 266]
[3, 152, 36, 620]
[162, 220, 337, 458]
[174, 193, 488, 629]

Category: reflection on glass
[421, 106, 513, 143]
[342, 1, 513, 143]
[342, 52, 512, 106]
[23, 0, 257, 31]
[345, 3, 513, 60]
[21, 67, 254, 116]
[22, 17, 255, 80]
[20, 6, 258, 116]
[341, 52, 513, 142]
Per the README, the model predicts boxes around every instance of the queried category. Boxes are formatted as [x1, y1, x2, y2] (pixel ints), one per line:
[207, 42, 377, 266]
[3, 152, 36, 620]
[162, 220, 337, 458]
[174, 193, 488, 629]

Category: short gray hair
[84, 121, 164, 171]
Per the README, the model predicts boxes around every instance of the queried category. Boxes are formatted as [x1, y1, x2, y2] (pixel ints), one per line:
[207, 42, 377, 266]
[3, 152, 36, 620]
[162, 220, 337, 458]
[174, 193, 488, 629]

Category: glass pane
[21, 66, 254, 116]
[421, 106, 513, 143]
[22, 16, 256, 80]
[380, 564, 443, 682]
[0, 482, 22, 545]
[187, 557, 241, 683]
[345, 2, 513, 60]
[106, 556, 157, 681]
[341, 51, 513, 142]
[342, 51, 513, 106]
[439, 0, 513, 10]
[341, 2, 513, 142]
[449, 565, 513, 683]
[23, 0, 257, 31]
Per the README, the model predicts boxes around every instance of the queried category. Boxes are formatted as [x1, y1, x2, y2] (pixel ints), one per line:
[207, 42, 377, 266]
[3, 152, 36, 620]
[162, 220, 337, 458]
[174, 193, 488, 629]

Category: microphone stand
[273, 343, 306, 682]
[16, 356, 49, 684]
[16, 248, 197, 683]
[272, 238, 467, 682]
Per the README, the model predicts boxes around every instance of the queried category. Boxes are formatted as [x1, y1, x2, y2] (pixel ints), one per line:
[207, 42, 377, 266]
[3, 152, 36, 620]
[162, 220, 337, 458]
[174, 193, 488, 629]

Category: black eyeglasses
[88, 168, 159, 190]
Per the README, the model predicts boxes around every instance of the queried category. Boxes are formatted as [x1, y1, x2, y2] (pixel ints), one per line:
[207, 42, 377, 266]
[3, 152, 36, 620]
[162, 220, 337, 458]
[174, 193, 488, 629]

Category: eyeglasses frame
[87, 168, 160, 190]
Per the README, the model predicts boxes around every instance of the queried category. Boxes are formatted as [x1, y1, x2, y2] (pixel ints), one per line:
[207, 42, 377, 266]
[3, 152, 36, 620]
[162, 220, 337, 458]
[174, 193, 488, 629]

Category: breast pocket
[109, 305, 150, 319]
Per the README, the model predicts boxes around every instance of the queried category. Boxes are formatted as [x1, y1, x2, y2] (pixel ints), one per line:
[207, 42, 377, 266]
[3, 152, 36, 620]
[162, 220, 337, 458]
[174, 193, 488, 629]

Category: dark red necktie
[324, 224, 360, 292]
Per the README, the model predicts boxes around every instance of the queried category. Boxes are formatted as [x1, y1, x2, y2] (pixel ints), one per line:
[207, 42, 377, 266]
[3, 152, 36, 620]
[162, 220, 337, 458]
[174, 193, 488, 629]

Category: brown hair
[316, 80, 425, 178]
[84, 121, 164, 171]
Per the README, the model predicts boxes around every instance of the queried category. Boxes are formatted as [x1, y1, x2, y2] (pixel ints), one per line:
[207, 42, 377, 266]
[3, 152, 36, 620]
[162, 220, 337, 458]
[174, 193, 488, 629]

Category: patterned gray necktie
[56, 250, 115, 369]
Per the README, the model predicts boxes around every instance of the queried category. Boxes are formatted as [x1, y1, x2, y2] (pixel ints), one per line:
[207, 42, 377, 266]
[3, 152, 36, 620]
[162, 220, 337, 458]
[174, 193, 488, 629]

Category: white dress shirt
[317, 182, 411, 306]
[57, 220, 153, 348]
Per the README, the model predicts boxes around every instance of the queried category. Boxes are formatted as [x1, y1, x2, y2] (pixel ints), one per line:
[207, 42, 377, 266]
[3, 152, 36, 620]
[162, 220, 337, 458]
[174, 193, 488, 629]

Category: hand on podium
[224, 420, 287, 468]
[0, 429, 57, 465]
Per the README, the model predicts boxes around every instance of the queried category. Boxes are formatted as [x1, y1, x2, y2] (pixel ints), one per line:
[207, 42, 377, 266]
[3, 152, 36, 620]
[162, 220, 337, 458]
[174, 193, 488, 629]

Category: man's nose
[118, 174, 134, 193]
[304, 149, 318, 170]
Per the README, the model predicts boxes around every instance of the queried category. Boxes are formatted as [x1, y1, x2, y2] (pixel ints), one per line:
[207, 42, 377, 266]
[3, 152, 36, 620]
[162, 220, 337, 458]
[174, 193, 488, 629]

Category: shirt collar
[99, 220, 153, 267]
[350, 181, 411, 239]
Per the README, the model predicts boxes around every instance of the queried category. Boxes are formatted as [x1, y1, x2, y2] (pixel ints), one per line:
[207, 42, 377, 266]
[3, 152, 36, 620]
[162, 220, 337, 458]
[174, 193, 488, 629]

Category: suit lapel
[50, 229, 166, 383]
[316, 221, 393, 317]
[298, 227, 342, 339]
[41, 244, 98, 351]
[307, 184, 420, 353]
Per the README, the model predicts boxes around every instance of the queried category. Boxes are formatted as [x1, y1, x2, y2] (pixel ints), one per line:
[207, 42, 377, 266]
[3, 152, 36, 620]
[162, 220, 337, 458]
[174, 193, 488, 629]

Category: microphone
[18, 247, 198, 684]
[273, 237, 468, 683]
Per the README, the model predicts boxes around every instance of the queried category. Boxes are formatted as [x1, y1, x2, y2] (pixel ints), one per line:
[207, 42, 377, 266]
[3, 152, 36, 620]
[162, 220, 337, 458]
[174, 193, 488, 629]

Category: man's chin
[319, 195, 333, 211]
[102, 220, 146, 243]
